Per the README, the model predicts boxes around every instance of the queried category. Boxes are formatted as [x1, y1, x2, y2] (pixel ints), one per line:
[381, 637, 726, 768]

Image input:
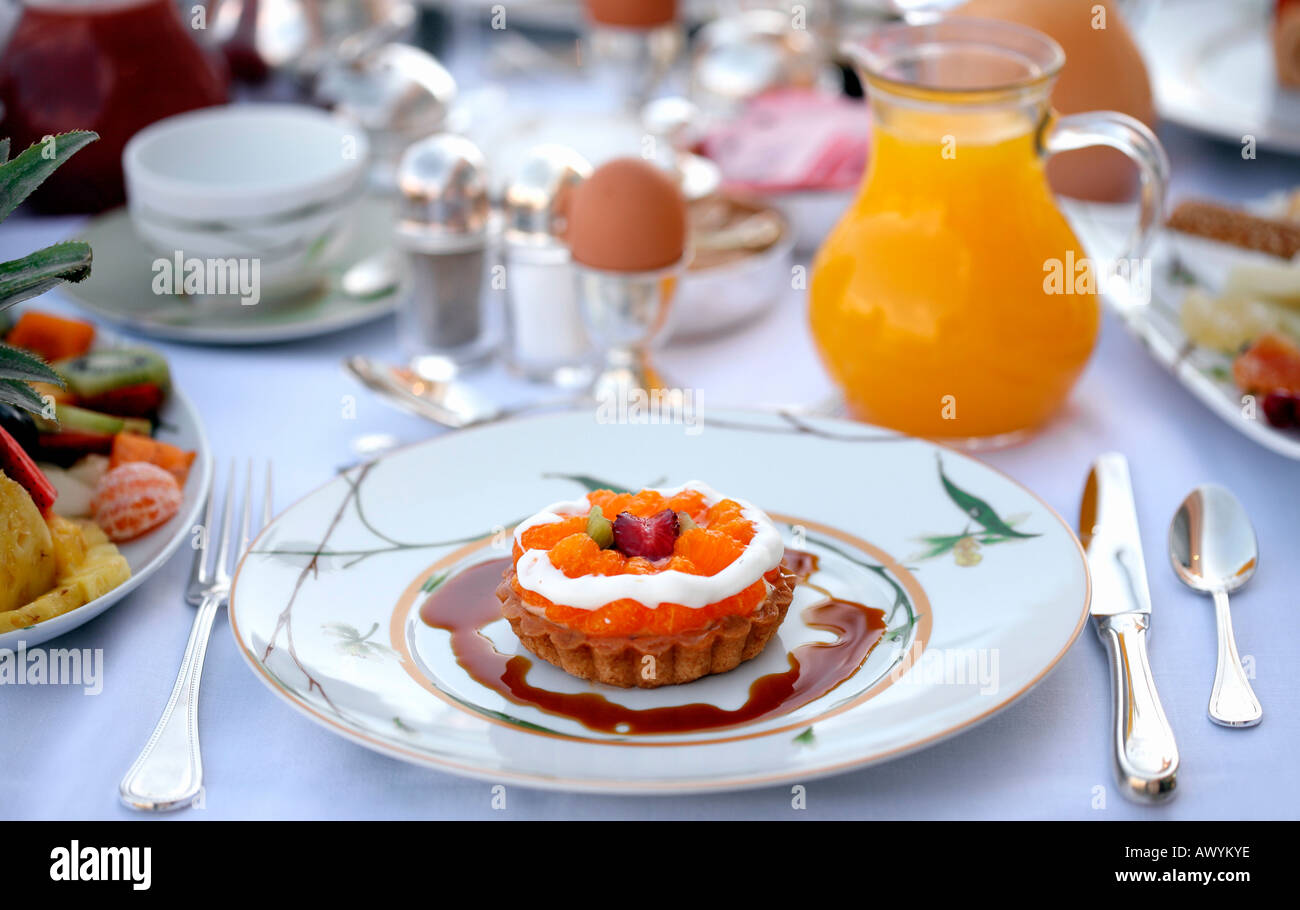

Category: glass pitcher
[809, 17, 1168, 446]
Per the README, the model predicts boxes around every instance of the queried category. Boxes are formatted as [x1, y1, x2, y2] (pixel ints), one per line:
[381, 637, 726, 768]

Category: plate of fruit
[1068, 193, 1300, 460]
[1, 309, 210, 648]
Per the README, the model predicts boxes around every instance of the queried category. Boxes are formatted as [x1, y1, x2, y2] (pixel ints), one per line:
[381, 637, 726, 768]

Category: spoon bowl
[1169, 484, 1259, 594]
[1168, 484, 1263, 727]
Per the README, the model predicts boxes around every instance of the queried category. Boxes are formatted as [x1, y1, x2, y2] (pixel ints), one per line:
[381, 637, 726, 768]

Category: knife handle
[1097, 613, 1179, 804]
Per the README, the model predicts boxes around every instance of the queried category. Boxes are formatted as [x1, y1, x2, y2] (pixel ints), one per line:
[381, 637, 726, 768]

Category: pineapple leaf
[0, 241, 93, 312]
[0, 130, 98, 222]
[0, 377, 51, 415]
[0, 342, 65, 386]
[0, 138, 9, 164]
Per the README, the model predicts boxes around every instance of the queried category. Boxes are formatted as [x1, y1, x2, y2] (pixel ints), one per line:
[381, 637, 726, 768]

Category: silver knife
[1079, 453, 1179, 804]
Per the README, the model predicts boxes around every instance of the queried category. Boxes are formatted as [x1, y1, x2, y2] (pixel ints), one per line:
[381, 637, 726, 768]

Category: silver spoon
[341, 252, 400, 300]
[1168, 485, 1263, 727]
[342, 356, 585, 429]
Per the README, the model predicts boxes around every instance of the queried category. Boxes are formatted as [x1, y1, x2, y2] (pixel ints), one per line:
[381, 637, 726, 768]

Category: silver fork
[119, 460, 272, 811]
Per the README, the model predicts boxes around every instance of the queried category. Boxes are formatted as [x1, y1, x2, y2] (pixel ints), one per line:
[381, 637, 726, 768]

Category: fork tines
[188, 459, 273, 602]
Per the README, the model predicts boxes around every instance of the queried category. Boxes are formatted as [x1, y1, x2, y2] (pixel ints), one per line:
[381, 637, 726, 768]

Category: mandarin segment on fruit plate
[497, 482, 794, 688]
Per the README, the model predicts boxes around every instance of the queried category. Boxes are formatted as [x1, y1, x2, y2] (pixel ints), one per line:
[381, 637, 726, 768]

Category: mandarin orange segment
[587, 490, 633, 520]
[548, 532, 600, 577]
[624, 556, 658, 574]
[675, 527, 742, 576]
[664, 489, 708, 518]
[665, 554, 698, 574]
[1233, 332, 1300, 395]
[713, 517, 755, 545]
[625, 489, 667, 517]
[586, 489, 616, 508]
[91, 462, 183, 542]
[591, 548, 628, 576]
[520, 515, 587, 550]
[705, 498, 745, 527]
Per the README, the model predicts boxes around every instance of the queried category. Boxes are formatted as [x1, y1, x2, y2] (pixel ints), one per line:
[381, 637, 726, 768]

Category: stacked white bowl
[123, 104, 370, 300]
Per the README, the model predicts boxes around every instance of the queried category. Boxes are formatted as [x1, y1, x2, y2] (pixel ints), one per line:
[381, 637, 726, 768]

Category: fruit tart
[499, 482, 794, 688]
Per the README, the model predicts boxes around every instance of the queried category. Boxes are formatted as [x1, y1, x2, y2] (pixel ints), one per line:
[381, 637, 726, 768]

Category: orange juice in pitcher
[810, 18, 1167, 445]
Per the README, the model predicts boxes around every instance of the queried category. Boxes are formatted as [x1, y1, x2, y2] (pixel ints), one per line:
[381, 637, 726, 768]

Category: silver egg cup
[574, 255, 686, 404]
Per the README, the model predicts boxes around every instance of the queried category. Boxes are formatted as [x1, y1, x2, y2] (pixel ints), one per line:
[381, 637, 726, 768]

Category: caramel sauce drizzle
[419, 549, 885, 735]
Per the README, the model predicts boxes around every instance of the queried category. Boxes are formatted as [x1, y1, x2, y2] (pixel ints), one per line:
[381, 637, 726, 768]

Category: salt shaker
[394, 133, 497, 380]
[502, 145, 594, 388]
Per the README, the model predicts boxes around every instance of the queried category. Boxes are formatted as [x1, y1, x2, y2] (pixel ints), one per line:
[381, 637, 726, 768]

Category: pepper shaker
[393, 133, 497, 380]
[502, 144, 594, 388]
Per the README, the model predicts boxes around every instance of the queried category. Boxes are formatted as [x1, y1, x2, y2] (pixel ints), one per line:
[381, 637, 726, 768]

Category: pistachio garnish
[586, 505, 614, 549]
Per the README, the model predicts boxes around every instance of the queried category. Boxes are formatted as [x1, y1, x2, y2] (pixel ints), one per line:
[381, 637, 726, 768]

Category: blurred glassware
[502, 145, 596, 388]
[690, 8, 827, 116]
[394, 133, 498, 380]
[576, 260, 683, 402]
[810, 17, 1168, 445]
[0, 0, 229, 214]
[581, 0, 685, 112]
[317, 42, 457, 192]
[641, 96, 722, 201]
[202, 0, 415, 84]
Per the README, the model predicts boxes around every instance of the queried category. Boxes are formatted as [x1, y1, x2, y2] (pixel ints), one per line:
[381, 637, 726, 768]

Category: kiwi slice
[47, 404, 150, 437]
[55, 348, 171, 399]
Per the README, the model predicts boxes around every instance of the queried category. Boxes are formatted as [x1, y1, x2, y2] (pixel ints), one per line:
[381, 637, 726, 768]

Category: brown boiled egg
[585, 0, 678, 28]
[566, 157, 687, 271]
[958, 0, 1157, 203]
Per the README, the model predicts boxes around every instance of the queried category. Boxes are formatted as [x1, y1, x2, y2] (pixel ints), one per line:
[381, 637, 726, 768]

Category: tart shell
[497, 566, 796, 688]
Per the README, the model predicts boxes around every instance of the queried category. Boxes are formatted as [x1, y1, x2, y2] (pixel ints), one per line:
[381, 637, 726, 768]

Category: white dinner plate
[1138, 0, 1300, 154]
[0, 366, 212, 650]
[229, 409, 1089, 793]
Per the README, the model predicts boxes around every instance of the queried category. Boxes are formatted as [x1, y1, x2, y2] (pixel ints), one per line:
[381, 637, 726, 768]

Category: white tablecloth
[1, 117, 1297, 820]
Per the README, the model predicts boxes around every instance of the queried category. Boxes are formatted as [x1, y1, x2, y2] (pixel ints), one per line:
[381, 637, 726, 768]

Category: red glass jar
[0, 0, 229, 213]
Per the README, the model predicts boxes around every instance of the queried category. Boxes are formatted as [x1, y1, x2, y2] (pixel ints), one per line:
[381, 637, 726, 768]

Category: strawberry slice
[78, 382, 165, 419]
[612, 509, 680, 561]
[0, 425, 58, 514]
[34, 430, 115, 467]
[1262, 391, 1299, 429]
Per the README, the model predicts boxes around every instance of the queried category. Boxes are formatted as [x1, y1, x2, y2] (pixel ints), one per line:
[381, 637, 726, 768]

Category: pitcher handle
[1041, 111, 1170, 295]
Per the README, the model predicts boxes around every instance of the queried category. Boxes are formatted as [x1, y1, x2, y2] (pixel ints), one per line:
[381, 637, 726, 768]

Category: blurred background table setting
[0, 0, 1297, 821]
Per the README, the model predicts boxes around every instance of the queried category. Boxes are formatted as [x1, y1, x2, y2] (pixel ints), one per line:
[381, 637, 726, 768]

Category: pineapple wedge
[0, 471, 56, 614]
[0, 515, 131, 632]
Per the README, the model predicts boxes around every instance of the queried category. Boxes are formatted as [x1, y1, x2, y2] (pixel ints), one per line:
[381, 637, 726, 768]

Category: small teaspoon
[1168, 485, 1263, 727]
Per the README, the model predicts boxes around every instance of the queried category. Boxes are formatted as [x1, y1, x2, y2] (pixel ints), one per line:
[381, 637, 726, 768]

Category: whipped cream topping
[513, 481, 785, 611]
